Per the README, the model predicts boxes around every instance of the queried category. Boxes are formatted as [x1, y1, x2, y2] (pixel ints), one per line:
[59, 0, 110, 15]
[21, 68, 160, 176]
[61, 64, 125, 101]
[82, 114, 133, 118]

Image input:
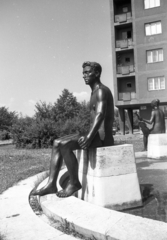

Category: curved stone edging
[0, 172, 75, 240]
[38, 168, 167, 240]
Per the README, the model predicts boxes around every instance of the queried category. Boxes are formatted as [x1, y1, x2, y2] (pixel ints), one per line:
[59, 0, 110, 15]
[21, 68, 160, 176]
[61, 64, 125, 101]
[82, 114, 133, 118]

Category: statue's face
[151, 102, 157, 109]
[151, 99, 159, 109]
[83, 66, 97, 85]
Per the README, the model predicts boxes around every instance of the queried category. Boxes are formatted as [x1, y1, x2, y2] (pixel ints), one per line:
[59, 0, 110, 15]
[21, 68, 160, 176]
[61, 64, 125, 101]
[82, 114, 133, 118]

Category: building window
[147, 49, 163, 63]
[127, 31, 132, 38]
[145, 21, 162, 36]
[148, 76, 165, 91]
[127, 83, 132, 88]
[144, 0, 160, 9]
[122, 7, 128, 13]
[125, 57, 130, 63]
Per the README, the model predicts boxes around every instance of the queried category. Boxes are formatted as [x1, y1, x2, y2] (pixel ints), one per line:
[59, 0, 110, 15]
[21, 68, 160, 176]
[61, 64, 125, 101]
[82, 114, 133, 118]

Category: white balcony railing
[117, 65, 135, 75]
[116, 39, 133, 49]
[115, 12, 132, 23]
[118, 92, 136, 101]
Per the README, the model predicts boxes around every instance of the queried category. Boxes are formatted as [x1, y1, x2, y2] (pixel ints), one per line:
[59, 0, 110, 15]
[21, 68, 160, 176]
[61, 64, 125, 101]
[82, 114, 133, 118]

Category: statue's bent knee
[53, 139, 62, 148]
[53, 139, 68, 151]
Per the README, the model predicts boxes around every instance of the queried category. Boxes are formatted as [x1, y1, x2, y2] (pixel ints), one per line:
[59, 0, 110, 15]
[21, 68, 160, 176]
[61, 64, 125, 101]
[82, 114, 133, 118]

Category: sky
[0, 0, 113, 117]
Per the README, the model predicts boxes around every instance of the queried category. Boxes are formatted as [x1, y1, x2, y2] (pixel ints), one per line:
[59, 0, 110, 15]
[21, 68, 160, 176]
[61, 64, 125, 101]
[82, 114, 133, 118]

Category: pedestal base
[147, 134, 167, 159]
[74, 144, 142, 210]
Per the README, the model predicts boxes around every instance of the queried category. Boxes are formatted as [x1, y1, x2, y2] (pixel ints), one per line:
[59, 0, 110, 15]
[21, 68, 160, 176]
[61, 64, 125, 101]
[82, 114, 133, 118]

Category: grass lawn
[0, 145, 51, 194]
[0, 133, 143, 194]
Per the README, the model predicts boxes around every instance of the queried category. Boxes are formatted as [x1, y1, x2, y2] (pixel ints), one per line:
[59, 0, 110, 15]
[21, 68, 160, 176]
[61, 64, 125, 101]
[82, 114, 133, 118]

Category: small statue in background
[135, 99, 165, 151]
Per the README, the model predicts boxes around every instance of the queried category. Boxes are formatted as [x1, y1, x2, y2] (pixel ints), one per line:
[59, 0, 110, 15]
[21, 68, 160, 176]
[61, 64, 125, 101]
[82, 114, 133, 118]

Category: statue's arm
[142, 111, 155, 125]
[78, 89, 107, 149]
[135, 111, 155, 125]
[87, 89, 107, 140]
[135, 112, 142, 121]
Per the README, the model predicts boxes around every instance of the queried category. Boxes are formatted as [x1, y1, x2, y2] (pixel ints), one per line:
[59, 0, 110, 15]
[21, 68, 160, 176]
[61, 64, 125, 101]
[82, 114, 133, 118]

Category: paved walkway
[0, 172, 75, 240]
[0, 140, 13, 145]
[0, 151, 167, 240]
[131, 151, 167, 222]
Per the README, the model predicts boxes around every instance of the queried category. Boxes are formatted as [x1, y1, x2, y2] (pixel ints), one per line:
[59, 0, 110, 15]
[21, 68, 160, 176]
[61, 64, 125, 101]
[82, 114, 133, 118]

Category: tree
[11, 89, 91, 148]
[11, 116, 58, 148]
[53, 89, 80, 122]
[0, 107, 17, 140]
[35, 101, 54, 120]
[113, 108, 120, 130]
[76, 101, 90, 134]
[0, 107, 17, 131]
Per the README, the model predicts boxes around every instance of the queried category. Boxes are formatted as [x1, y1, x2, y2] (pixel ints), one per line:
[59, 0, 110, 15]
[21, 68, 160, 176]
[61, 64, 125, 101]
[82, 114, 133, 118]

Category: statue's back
[90, 83, 114, 146]
[151, 108, 165, 134]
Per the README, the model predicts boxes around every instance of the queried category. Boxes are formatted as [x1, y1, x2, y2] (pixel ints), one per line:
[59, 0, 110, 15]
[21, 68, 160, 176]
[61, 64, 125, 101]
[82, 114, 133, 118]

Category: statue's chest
[90, 92, 97, 111]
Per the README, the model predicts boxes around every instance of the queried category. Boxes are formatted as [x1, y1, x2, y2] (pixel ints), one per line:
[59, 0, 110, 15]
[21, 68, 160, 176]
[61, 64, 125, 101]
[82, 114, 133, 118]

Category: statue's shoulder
[99, 84, 112, 94]
[97, 84, 113, 105]
[152, 108, 161, 117]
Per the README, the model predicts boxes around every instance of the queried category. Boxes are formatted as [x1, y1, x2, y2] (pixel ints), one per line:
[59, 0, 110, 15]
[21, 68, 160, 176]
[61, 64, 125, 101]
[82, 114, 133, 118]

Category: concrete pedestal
[147, 134, 167, 159]
[74, 144, 142, 210]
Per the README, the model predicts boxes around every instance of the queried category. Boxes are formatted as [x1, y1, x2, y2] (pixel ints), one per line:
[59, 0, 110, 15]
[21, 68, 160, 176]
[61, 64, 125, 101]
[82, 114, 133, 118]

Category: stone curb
[135, 151, 147, 158]
[1, 151, 167, 240]
[39, 174, 167, 240]
[0, 172, 76, 240]
[0, 140, 13, 145]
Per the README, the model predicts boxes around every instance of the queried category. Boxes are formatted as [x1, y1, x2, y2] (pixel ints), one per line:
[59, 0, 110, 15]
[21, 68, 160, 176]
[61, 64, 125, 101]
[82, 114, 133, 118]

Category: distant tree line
[0, 89, 90, 148]
[0, 107, 17, 140]
[0, 89, 139, 148]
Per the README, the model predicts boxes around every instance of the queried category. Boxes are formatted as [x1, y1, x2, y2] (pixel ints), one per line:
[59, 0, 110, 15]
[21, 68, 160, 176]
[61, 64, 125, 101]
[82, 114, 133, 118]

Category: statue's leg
[56, 137, 82, 198]
[31, 139, 63, 196]
[56, 133, 104, 198]
[143, 134, 148, 151]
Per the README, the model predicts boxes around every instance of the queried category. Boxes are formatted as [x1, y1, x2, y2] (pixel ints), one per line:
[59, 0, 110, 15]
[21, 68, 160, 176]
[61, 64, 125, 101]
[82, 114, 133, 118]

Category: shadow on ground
[122, 186, 167, 223]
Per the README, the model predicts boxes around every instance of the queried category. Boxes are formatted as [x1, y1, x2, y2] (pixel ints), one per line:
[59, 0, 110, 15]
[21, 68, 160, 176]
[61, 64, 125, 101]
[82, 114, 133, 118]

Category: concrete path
[133, 151, 167, 222]
[0, 140, 13, 146]
[0, 172, 75, 240]
[40, 194, 167, 240]
[1, 151, 167, 240]
[39, 175, 167, 240]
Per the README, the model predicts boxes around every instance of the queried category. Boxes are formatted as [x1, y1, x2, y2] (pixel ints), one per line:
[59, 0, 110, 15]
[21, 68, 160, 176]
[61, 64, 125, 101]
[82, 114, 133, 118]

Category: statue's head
[82, 61, 102, 77]
[151, 99, 160, 108]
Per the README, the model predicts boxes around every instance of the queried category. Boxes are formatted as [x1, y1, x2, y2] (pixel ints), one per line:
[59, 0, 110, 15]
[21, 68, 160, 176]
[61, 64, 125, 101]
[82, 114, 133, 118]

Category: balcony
[115, 12, 132, 24]
[117, 65, 135, 75]
[116, 39, 133, 49]
[118, 92, 136, 101]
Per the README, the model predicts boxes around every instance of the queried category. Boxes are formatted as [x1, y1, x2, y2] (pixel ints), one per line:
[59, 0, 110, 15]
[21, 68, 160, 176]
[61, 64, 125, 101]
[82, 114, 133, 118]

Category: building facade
[109, 0, 167, 134]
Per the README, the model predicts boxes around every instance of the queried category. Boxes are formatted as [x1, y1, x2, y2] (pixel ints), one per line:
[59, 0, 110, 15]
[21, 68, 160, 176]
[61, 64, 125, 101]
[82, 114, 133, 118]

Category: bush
[11, 89, 91, 149]
[11, 117, 58, 148]
[0, 130, 11, 140]
[0, 107, 17, 131]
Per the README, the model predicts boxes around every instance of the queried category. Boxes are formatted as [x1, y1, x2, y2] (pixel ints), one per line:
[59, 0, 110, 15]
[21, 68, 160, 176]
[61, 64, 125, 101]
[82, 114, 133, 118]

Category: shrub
[0, 130, 11, 140]
[0, 107, 17, 139]
[11, 117, 58, 148]
[11, 89, 91, 149]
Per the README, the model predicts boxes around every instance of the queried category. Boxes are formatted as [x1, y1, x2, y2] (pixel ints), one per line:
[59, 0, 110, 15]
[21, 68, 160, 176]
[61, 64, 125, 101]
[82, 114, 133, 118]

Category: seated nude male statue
[32, 61, 114, 197]
[135, 99, 165, 151]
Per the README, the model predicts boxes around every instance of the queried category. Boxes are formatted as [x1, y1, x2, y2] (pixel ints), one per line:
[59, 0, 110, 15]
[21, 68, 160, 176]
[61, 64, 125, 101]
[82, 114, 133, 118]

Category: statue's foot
[31, 183, 57, 196]
[56, 182, 81, 198]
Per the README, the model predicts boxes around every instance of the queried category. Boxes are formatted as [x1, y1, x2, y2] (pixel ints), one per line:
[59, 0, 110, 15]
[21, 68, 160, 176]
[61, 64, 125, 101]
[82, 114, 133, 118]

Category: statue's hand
[78, 136, 91, 150]
[135, 111, 142, 121]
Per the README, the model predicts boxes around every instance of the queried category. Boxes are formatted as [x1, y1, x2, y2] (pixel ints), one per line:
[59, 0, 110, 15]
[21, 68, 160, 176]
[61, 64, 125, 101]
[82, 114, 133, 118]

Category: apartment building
[109, 0, 167, 134]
